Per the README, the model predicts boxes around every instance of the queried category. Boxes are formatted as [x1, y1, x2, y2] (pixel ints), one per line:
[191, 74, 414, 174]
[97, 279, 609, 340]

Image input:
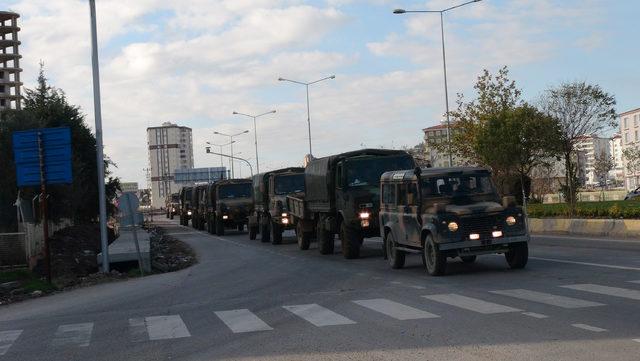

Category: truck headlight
[222, 215, 229, 220]
[281, 212, 288, 218]
[448, 222, 458, 232]
[506, 216, 516, 226]
[282, 218, 289, 225]
[359, 211, 370, 220]
[187, 210, 192, 216]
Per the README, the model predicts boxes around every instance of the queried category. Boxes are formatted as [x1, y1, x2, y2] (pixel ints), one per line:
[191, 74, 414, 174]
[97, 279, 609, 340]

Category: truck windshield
[346, 156, 414, 187]
[171, 194, 180, 202]
[421, 174, 497, 199]
[218, 183, 252, 199]
[274, 174, 305, 195]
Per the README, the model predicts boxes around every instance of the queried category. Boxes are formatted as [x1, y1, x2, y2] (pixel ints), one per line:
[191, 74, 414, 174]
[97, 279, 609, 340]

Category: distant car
[624, 187, 640, 200]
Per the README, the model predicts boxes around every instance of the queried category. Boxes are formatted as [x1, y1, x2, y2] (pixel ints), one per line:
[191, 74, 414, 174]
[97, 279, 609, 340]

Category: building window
[0, 85, 4, 93]
[624, 118, 628, 128]
[625, 133, 629, 143]
[0, 99, 5, 107]
[636, 130, 638, 142]
[635, 114, 639, 127]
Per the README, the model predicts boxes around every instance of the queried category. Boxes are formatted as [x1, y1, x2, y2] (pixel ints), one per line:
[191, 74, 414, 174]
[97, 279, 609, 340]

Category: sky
[2, 0, 639, 186]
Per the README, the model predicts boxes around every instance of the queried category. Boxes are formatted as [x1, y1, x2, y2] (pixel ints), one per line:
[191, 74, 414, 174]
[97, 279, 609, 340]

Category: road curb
[529, 218, 640, 238]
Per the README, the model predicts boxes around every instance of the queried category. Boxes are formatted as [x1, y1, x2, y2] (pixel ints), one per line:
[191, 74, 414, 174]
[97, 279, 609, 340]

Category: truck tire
[385, 232, 405, 269]
[260, 220, 271, 243]
[340, 222, 361, 259]
[249, 225, 258, 240]
[505, 242, 528, 269]
[170, 212, 174, 220]
[216, 216, 225, 236]
[210, 215, 216, 234]
[317, 217, 334, 255]
[461, 255, 477, 263]
[296, 222, 311, 250]
[423, 234, 446, 276]
[237, 224, 244, 232]
[271, 221, 283, 245]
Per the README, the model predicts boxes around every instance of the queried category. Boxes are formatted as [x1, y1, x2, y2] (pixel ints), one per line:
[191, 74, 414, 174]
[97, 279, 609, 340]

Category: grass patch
[0, 269, 56, 293]
[528, 200, 640, 219]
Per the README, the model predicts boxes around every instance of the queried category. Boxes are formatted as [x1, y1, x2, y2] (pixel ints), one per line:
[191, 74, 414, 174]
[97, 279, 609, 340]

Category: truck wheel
[423, 234, 446, 276]
[296, 222, 311, 250]
[170, 212, 174, 220]
[505, 242, 528, 269]
[260, 220, 271, 243]
[385, 232, 405, 269]
[340, 222, 361, 259]
[249, 225, 258, 240]
[216, 216, 225, 236]
[237, 224, 244, 232]
[271, 222, 283, 245]
[461, 255, 477, 263]
[317, 218, 334, 255]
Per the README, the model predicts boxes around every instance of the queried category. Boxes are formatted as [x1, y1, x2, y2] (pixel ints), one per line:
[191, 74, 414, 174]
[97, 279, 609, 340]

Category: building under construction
[0, 11, 21, 111]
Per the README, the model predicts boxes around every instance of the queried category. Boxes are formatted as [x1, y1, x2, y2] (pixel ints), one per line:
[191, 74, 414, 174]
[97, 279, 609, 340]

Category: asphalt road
[2, 219, 640, 361]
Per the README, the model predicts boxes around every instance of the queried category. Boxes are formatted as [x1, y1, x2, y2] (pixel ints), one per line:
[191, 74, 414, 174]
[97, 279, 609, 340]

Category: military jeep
[379, 167, 529, 276]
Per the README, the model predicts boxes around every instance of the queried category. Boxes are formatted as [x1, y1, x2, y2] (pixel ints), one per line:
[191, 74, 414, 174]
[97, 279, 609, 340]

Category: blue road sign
[12, 127, 73, 187]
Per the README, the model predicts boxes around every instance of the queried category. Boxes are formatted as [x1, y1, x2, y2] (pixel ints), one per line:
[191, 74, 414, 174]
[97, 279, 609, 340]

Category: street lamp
[213, 130, 249, 178]
[206, 147, 254, 179]
[206, 140, 235, 169]
[394, 0, 482, 166]
[233, 110, 276, 175]
[278, 75, 335, 156]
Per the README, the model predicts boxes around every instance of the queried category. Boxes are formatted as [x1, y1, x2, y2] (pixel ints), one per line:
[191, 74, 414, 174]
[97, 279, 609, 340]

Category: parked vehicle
[287, 149, 415, 258]
[165, 193, 180, 219]
[206, 179, 253, 236]
[379, 167, 530, 276]
[624, 186, 640, 200]
[249, 167, 305, 244]
[179, 186, 193, 226]
[191, 184, 208, 230]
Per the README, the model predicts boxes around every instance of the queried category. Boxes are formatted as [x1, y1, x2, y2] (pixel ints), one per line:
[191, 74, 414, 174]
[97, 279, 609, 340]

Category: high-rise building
[575, 135, 611, 185]
[609, 133, 624, 184]
[423, 124, 453, 168]
[619, 107, 640, 190]
[147, 122, 194, 208]
[0, 11, 22, 111]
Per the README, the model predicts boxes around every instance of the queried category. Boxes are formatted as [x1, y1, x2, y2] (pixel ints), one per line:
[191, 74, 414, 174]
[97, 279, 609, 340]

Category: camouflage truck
[379, 167, 529, 276]
[287, 149, 415, 258]
[179, 186, 194, 226]
[206, 179, 253, 236]
[191, 184, 208, 230]
[165, 193, 180, 219]
[248, 167, 305, 244]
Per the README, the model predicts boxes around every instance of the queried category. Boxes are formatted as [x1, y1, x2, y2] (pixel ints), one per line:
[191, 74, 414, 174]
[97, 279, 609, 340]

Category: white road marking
[522, 312, 549, 319]
[390, 281, 404, 285]
[0, 330, 22, 356]
[283, 304, 356, 327]
[423, 294, 521, 314]
[572, 323, 607, 332]
[145, 315, 191, 340]
[629, 280, 640, 284]
[215, 309, 273, 333]
[410, 285, 426, 290]
[529, 257, 640, 271]
[353, 299, 439, 320]
[561, 284, 640, 301]
[633, 338, 640, 343]
[490, 289, 605, 308]
[128, 318, 148, 342]
[51, 323, 94, 347]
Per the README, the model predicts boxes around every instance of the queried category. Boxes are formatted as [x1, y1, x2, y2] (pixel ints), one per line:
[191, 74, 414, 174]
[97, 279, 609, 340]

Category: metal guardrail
[0, 232, 27, 267]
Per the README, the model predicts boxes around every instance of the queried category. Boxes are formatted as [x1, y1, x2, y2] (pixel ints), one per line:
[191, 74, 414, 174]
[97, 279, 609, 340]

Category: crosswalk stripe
[128, 318, 148, 342]
[423, 294, 521, 314]
[215, 309, 273, 333]
[490, 289, 605, 308]
[522, 312, 548, 319]
[561, 284, 640, 301]
[572, 323, 607, 332]
[0, 330, 22, 356]
[283, 304, 356, 327]
[633, 338, 640, 343]
[51, 323, 94, 347]
[353, 299, 439, 320]
[145, 315, 191, 340]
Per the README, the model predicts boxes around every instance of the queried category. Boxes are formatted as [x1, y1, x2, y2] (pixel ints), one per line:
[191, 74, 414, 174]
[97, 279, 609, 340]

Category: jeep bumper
[438, 234, 529, 251]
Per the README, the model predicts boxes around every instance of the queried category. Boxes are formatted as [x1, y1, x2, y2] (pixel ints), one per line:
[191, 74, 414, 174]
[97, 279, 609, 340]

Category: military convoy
[287, 149, 416, 259]
[174, 149, 530, 276]
[248, 167, 305, 244]
[379, 167, 529, 275]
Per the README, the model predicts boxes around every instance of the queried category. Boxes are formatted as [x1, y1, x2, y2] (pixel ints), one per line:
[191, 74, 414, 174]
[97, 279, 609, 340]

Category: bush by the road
[527, 200, 640, 219]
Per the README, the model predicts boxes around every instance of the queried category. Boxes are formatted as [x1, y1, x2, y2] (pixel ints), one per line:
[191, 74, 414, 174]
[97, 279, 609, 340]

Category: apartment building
[620, 108, 640, 190]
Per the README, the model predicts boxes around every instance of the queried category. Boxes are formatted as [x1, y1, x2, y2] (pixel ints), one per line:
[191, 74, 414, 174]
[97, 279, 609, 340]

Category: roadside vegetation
[528, 200, 640, 219]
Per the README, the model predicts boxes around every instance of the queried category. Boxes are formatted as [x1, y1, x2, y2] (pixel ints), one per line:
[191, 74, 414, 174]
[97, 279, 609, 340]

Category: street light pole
[206, 140, 234, 169]
[214, 130, 249, 178]
[394, 0, 481, 167]
[206, 148, 254, 179]
[233, 110, 276, 175]
[278, 75, 335, 156]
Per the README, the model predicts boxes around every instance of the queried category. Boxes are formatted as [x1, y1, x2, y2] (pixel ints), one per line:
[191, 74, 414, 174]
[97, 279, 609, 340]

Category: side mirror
[205, 146, 211, 153]
[502, 196, 517, 208]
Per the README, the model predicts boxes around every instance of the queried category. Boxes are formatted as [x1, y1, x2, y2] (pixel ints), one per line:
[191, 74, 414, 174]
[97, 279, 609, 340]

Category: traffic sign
[12, 127, 72, 187]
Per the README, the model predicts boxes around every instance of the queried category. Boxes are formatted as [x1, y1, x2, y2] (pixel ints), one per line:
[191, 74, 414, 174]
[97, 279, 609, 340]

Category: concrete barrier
[529, 218, 640, 238]
[97, 227, 151, 272]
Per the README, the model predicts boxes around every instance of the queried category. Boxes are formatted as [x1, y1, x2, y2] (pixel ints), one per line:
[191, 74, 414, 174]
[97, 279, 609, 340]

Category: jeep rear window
[218, 183, 252, 199]
[421, 174, 496, 198]
[274, 174, 305, 195]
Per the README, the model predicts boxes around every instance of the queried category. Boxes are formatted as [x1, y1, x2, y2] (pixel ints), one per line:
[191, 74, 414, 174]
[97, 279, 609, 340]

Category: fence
[0, 219, 73, 269]
[0, 232, 27, 268]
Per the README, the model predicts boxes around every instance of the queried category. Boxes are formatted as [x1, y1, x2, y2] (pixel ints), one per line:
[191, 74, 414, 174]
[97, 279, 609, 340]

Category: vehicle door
[380, 181, 399, 242]
[398, 180, 421, 247]
[334, 162, 347, 218]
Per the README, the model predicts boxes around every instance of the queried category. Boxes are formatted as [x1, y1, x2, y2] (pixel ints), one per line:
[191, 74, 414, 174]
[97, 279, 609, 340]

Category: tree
[540, 81, 616, 213]
[622, 147, 640, 188]
[0, 65, 120, 230]
[593, 151, 614, 191]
